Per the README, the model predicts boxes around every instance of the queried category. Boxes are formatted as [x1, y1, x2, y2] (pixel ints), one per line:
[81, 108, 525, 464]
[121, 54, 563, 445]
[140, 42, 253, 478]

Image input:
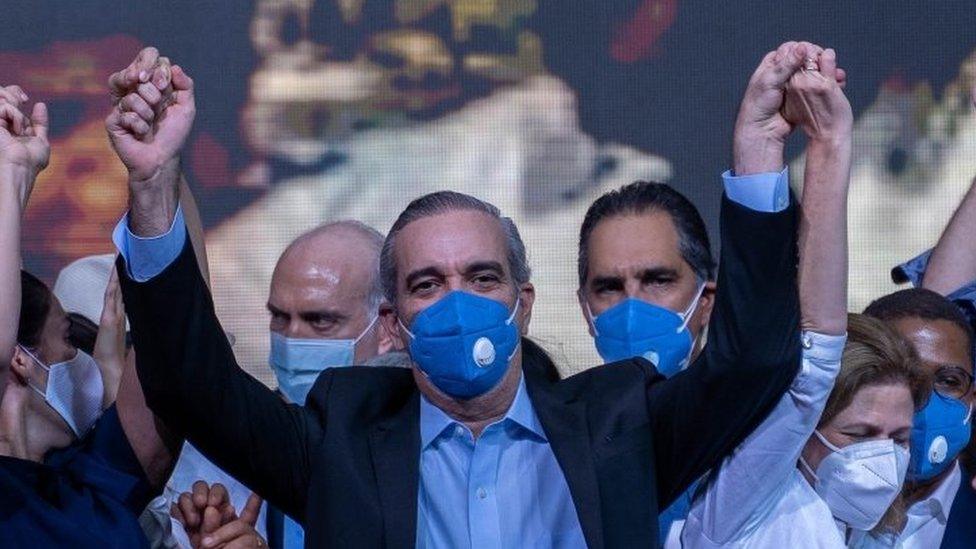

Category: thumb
[30, 102, 48, 141]
[240, 493, 263, 526]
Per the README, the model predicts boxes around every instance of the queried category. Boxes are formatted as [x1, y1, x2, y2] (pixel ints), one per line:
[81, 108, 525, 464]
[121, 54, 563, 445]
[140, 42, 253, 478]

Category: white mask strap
[813, 429, 843, 453]
[677, 282, 707, 331]
[397, 317, 415, 341]
[354, 315, 380, 344]
[506, 297, 521, 326]
[17, 344, 50, 396]
[798, 455, 818, 482]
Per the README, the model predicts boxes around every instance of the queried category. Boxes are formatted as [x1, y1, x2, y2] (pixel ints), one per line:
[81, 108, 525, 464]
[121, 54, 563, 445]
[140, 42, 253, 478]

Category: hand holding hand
[782, 48, 853, 143]
[199, 493, 266, 549]
[105, 47, 195, 184]
[171, 481, 237, 549]
[732, 42, 844, 174]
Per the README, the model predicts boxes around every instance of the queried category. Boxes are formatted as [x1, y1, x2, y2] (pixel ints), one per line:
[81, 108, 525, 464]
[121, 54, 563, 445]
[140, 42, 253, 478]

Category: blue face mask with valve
[586, 283, 704, 377]
[268, 316, 378, 405]
[400, 291, 520, 399]
[908, 391, 972, 482]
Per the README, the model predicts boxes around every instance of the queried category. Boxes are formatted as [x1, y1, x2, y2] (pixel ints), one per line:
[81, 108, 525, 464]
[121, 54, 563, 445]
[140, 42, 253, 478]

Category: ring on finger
[803, 57, 819, 72]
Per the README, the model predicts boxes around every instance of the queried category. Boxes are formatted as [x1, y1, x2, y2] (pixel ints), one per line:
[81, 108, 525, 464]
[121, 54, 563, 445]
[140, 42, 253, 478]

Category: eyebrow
[267, 303, 344, 322]
[590, 266, 680, 287]
[463, 261, 506, 277]
[404, 266, 444, 290]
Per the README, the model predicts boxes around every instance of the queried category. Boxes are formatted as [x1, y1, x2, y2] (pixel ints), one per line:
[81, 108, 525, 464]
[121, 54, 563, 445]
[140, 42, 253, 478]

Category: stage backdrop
[6, 0, 976, 383]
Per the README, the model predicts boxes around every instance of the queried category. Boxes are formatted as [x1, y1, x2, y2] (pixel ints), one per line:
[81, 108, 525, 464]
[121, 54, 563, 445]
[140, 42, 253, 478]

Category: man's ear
[517, 283, 535, 336]
[379, 304, 405, 351]
[376, 303, 401, 353]
[692, 281, 717, 336]
[577, 289, 595, 337]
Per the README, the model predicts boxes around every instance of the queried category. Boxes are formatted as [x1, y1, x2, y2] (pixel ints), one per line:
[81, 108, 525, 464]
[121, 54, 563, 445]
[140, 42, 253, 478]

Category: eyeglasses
[933, 365, 974, 400]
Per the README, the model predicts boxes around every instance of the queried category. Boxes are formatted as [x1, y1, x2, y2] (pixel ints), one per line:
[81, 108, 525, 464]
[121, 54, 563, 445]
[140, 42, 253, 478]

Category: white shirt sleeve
[685, 330, 847, 544]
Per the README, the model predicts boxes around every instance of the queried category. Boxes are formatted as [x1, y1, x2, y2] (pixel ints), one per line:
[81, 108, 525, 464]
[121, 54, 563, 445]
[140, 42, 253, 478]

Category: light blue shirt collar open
[419, 373, 547, 449]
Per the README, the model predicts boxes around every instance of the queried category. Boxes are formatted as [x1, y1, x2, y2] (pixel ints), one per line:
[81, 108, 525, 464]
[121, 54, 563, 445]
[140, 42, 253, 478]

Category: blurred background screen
[7, 0, 976, 382]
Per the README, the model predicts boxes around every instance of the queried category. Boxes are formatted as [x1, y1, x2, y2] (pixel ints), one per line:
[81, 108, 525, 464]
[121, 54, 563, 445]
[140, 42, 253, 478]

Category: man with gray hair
[111, 46, 805, 547]
[142, 220, 397, 549]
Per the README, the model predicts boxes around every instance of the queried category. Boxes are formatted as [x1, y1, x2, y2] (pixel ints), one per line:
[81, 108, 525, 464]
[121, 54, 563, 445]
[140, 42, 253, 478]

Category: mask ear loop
[16, 344, 51, 398]
[354, 315, 380, 344]
[578, 290, 601, 337]
[677, 282, 707, 333]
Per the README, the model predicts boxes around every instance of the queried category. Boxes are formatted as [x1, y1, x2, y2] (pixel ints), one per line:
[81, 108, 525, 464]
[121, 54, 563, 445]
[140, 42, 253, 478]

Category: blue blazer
[942, 464, 976, 548]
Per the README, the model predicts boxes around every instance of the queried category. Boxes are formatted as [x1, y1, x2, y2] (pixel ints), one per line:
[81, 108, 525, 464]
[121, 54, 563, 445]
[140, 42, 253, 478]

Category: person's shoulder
[307, 366, 417, 410]
[547, 358, 656, 400]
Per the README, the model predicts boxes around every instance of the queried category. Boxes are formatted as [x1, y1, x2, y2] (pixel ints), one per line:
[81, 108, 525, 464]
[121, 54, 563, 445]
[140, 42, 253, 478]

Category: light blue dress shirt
[113, 169, 789, 547]
[417, 376, 584, 548]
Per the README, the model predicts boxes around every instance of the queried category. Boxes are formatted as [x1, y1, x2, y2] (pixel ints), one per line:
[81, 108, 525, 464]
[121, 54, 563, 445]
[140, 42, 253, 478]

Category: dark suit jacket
[119, 195, 801, 548]
[942, 463, 976, 548]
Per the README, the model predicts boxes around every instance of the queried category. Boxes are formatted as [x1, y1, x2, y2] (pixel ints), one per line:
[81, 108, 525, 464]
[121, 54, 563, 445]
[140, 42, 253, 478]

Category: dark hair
[17, 270, 53, 349]
[67, 312, 98, 355]
[578, 181, 715, 287]
[864, 288, 974, 363]
[380, 191, 530, 305]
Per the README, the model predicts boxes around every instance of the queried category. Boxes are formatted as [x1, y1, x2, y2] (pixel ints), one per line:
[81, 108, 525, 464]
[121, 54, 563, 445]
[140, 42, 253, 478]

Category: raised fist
[0, 85, 49, 184]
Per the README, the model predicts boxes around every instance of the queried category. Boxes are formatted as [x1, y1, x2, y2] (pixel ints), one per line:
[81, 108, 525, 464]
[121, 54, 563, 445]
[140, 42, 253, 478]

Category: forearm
[922, 177, 976, 294]
[733, 128, 785, 176]
[129, 157, 181, 238]
[116, 354, 179, 487]
[0, 165, 32, 364]
[798, 137, 850, 335]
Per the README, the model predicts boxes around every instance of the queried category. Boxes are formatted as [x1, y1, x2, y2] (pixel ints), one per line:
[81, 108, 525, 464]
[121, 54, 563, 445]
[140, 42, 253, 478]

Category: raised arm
[107, 48, 316, 518]
[789, 48, 852, 336]
[682, 48, 853, 544]
[0, 87, 48, 368]
[919, 89, 976, 295]
[646, 42, 845, 506]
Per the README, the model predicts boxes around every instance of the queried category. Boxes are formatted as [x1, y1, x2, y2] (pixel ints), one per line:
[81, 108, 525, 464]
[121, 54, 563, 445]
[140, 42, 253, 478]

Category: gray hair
[380, 191, 530, 306]
[286, 220, 387, 316]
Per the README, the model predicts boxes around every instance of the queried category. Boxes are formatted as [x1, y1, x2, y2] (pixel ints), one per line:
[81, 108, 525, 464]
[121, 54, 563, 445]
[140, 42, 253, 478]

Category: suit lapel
[369, 391, 421, 548]
[524, 362, 605, 549]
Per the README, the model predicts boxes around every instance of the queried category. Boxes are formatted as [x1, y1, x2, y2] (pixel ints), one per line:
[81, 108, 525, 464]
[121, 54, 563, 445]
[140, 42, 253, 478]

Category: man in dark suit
[107, 42, 815, 547]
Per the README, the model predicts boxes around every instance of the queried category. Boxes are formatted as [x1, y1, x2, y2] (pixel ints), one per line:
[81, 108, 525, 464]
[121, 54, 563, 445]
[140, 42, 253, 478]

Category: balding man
[141, 220, 395, 549]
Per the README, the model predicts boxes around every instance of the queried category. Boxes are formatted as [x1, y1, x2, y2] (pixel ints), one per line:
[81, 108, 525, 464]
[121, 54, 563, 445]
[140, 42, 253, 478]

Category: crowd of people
[0, 40, 974, 548]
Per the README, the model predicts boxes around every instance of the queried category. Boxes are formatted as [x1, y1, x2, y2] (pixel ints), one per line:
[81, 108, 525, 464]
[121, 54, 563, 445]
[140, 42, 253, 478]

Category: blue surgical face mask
[585, 283, 704, 377]
[269, 316, 378, 405]
[400, 291, 520, 399]
[908, 391, 972, 482]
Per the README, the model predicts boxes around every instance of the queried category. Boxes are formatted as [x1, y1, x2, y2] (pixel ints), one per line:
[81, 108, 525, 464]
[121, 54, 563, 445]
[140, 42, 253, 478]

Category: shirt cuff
[722, 167, 790, 213]
[891, 249, 932, 286]
[112, 206, 187, 282]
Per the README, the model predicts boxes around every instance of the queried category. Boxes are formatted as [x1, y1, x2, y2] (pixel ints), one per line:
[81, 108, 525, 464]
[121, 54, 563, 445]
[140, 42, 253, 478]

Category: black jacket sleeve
[118, 240, 320, 521]
[646, 194, 801, 507]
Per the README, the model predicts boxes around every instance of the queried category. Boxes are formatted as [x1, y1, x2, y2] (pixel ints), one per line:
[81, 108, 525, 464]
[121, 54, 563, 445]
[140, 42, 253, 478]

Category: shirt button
[477, 487, 487, 499]
[454, 425, 465, 438]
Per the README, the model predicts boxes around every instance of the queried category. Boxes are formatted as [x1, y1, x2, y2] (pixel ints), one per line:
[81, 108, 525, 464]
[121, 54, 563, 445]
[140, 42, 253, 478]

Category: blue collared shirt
[113, 169, 789, 547]
[417, 376, 584, 548]
[893, 249, 976, 332]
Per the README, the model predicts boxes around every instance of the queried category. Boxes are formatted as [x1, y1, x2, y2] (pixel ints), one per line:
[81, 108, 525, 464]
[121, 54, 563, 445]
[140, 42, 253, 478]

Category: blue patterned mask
[400, 291, 519, 399]
[908, 391, 972, 481]
[586, 284, 704, 377]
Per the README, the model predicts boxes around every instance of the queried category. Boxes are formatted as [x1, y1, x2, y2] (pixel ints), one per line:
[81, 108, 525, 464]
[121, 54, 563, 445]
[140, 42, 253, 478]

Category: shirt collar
[419, 374, 547, 449]
[908, 462, 963, 524]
